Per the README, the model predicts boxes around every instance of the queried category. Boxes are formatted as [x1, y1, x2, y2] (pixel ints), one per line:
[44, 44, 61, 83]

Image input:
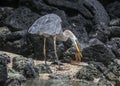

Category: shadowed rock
[76, 62, 114, 86]
[82, 44, 115, 64]
[107, 1, 120, 19]
[3, 7, 40, 31]
[35, 64, 52, 74]
[107, 37, 120, 59]
[0, 55, 8, 84]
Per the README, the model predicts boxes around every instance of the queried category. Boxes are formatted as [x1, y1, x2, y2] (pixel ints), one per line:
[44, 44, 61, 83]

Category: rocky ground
[0, 0, 120, 86]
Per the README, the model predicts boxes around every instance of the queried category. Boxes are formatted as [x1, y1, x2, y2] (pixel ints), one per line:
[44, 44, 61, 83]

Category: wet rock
[82, 44, 115, 64]
[107, 37, 120, 59]
[3, 7, 40, 31]
[35, 64, 52, 74]
[12, 55, 39, 78]
[107, 1, 120, 19]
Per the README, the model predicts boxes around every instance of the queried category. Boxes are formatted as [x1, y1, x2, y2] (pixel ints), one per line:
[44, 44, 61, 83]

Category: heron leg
[43, 36, 47, 65]
[53, 35, 60, 69]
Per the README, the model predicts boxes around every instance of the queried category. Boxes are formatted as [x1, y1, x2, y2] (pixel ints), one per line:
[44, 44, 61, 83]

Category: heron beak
[74, 40, 82, 61]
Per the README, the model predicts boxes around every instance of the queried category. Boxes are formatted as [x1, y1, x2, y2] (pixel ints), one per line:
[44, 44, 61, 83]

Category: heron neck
[64, 30, 78, 45]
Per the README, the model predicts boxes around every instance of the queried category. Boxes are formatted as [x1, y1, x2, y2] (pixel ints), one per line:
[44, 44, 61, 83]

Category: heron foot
[51, 60, 63, 65]
[51, 61, 63, 70]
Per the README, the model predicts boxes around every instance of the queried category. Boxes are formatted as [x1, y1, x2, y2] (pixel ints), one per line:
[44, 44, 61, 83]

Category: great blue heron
[28, 14, 82, 69]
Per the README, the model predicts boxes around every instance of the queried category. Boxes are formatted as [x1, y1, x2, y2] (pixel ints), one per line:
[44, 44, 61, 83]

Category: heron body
[28, 13, 82, 69]
[28, 14, 62, 36]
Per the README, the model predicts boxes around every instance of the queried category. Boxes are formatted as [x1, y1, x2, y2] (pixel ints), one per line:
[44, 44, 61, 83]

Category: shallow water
[22, 79, 84, 86]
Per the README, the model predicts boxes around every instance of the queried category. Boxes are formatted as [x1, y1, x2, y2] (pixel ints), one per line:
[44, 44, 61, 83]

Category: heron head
[64, 30, 82, 58]
[73, 39, 82, 60]
[70, 35, 82, 60]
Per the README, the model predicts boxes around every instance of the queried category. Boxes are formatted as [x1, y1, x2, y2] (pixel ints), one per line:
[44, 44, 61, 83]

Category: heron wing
[31, 14, 62, 35]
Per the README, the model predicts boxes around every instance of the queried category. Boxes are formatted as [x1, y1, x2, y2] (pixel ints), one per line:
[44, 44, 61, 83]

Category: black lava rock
[0, 7, 14, 23]
[12, 55, 39, 78]
[98, 0, 116, 6]
[3, 6, 40, 31]
[89, 23, 111, 43]
[45, 0, 110, 25]
[35, 64, 52, 74]
[109, 26, 120, 38]
[19, 0, 58, 14]
[107, 37, 120, 59]
[89, 61, 120, 86]
[0, 55, 8, 85]
[0, 7, 40, 56]
[0, 0, 19, 7]
[76, 62, 114, 86]
[107, 1, 120, 19]
[82, 44, 115, 64]
[76, 64, 103, 81]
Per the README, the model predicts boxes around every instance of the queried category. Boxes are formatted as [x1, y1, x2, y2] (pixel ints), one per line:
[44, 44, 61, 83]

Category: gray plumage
[28, 14, 62, 36]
